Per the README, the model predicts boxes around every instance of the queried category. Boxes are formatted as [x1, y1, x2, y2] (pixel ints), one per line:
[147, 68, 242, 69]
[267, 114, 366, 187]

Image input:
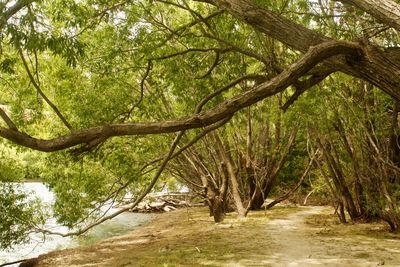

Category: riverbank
[0, 183, 155, 266]
[32, 206, 400, 266]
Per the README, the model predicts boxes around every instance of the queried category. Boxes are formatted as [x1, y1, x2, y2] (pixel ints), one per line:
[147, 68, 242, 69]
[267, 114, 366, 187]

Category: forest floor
[33, 205, 400, 266]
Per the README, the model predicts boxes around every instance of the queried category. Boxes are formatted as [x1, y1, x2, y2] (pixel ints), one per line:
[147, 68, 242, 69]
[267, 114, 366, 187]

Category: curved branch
[0, 41, 363, 152]
[205, 0, 400, 100]
[197, 50, 221, 79]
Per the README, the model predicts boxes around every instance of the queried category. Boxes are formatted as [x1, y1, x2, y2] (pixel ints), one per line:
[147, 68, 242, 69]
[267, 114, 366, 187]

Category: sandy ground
[28, 206, 400, 266]
[259, 207, 395, 266]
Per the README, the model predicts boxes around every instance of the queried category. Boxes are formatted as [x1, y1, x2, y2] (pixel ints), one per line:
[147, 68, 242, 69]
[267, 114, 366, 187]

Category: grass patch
[38, 207, 288, 266]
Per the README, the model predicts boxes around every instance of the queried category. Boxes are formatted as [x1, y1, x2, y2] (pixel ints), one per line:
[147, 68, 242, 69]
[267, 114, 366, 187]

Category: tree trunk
[211, 0, 400, 101]
[316, 136, 360, 220]
[208, 194, 226, 223]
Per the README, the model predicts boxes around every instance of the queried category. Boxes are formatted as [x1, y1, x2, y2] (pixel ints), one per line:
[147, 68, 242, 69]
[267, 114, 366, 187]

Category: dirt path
[263, 206, 398, 266]
[32, 206, 400, 266]
[264, 206, 327, 266]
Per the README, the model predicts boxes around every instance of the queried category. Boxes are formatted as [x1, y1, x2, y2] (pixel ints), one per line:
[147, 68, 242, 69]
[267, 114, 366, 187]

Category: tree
[170, 96, 301, 221]
[0, 0, 400, 150]
[307, 77, 400, 230]
[1, 0, 400, 248]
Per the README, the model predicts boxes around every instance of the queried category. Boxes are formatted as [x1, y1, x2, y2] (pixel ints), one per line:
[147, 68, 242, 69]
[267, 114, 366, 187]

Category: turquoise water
[0, 182, 153, 265]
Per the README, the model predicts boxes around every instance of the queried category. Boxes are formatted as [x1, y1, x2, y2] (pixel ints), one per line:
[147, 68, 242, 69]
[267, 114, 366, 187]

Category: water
[0, 182, 153, 265]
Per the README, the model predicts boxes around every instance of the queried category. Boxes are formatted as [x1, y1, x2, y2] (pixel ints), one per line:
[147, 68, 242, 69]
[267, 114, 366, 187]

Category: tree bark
[340, 0, 400, 32]
[209, 0, 400, 100]
[214, 133, 247, 218]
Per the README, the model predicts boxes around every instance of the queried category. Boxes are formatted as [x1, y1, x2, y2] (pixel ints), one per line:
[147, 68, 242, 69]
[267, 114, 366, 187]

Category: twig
[266, 149, 319, 209]
[195, 74, 265, 113]
[196, 51, 220, 79]
[18, 49, 73, 130]
[36, 131, 185, 237]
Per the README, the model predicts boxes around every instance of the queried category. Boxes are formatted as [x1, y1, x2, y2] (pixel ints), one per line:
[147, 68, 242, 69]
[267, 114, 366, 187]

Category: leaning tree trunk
[214, 133, 247, 218]
[315, 135, 361, 221]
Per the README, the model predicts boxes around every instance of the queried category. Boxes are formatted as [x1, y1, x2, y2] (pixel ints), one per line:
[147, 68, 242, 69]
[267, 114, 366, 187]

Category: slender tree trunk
[266, 150, 317, 209]
[316, 136, 360, 220]
[214, 133, 247, 218]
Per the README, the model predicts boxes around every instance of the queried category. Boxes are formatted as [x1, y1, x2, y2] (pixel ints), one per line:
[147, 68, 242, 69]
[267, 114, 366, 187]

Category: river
[0, 182, 154, 265]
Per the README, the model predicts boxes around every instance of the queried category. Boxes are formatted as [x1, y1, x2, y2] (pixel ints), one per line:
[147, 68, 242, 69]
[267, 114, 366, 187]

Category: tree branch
[173, 10, 224, 35]
[195, 74, 265, 113]
[18, 49, 73, 130]
[205, 33, 270, 64]
[0, 0, 35, 29]
[151, 47, 229, 60]
[196, 50, 221, 79]
[37, 130, 185, 237]
[206, 0, 400, 100]
[0, 108, 17, 130]
[0, 41, 363, 152]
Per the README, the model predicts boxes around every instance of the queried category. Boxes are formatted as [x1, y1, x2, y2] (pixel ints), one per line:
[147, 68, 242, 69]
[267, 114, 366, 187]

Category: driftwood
[118, 192, 197, 213]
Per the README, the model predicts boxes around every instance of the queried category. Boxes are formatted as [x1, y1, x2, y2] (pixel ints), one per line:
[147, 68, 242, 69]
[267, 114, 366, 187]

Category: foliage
[0, 183, 47, 249]
[1, 0, 400, 249]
